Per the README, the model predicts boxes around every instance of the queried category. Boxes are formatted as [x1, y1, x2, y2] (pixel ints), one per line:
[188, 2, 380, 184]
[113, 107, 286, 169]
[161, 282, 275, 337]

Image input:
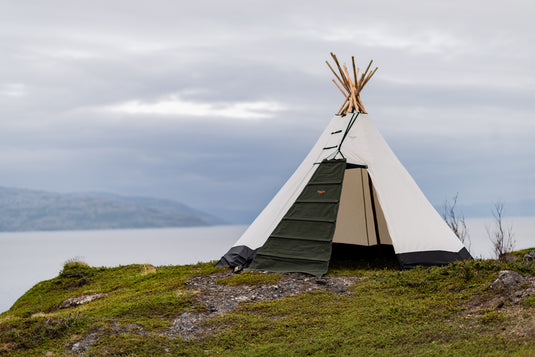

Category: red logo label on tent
[317, 190, 326, 194]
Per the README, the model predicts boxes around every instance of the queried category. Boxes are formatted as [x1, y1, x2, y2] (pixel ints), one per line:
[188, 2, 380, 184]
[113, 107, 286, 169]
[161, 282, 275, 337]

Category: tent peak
[326, 53, 378, 116]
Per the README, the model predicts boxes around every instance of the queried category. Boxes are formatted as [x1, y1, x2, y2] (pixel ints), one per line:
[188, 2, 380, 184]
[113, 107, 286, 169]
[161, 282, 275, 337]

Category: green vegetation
[2, 253, 535, 356]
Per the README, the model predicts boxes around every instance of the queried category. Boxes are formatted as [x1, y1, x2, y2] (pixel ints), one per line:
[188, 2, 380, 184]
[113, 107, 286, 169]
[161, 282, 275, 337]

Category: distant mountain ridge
[0, 186, 224, 232]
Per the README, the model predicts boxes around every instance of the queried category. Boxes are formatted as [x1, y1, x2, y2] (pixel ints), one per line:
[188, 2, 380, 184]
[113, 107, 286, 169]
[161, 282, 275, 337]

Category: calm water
[0, 225, 247, 313]
[1, 218, 534, 313]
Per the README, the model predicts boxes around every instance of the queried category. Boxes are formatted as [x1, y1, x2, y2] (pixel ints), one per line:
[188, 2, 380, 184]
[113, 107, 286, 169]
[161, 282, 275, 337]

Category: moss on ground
[1, 253, 535, 356]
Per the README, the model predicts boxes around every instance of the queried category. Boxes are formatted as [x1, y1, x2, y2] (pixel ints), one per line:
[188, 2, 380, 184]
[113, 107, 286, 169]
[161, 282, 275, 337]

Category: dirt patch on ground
[165, 271, 359, 339]
[69, 323, 149, 354]
[464, 270, 535, 337]
[467, 270, 535, 311]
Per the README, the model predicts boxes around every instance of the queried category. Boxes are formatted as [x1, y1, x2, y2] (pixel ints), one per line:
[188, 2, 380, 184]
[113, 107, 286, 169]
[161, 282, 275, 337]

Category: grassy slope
[2, 254, 535, 356]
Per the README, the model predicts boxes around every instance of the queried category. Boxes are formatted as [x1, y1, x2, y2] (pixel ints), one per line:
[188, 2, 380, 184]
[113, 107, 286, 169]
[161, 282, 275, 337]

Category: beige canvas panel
[332, 168, 377, 245]
[370, 179, 393, 245]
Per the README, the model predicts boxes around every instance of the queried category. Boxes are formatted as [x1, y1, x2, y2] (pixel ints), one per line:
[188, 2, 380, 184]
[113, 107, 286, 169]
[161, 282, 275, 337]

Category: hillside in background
[0, 186, 224, 232]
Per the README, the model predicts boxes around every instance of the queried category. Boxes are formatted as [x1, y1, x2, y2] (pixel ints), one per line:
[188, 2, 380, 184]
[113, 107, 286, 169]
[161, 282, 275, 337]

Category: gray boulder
[490, 270, 525, 290]
[58, 293, 108, 309]
[523, 250, 535, 263]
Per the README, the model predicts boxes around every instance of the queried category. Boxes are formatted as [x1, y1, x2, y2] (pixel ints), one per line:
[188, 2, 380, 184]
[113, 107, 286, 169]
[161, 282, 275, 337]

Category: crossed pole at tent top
[326, 53, 378, 116]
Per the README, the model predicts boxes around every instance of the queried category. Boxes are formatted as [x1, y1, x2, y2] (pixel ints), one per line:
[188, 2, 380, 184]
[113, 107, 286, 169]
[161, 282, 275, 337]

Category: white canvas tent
[217, 55, 471, 276]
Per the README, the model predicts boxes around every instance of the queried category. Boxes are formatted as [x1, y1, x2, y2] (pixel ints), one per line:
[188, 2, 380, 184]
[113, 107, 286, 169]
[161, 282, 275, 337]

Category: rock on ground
[71, 330, 101, 354]
[469, 270, 535, 310]
[58, 293, 108, 309]
[523, 250, 535, 263]
[490, 270, 526, 290]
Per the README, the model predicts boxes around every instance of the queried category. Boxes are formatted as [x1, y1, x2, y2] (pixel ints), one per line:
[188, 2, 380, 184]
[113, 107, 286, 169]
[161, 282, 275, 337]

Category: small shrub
[141, 264, 156, 275]
[458, 264, 474, 282]
[524, 294, 535, 307]
[0, 313, 86, 350]
[58, 261, 97, 289]
[479, 310, 505, 324]
[442, 193, 470, 250]
[63, 257, 89, 269]
[487, 202, 515, 260]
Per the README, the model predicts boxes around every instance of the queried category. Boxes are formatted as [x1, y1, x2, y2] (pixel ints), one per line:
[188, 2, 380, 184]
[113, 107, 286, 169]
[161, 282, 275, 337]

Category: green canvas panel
[271, 219, 334, 240]
[284, 202, 339, 221]
[297, 184, 342, 202]
[308, 159, 347, 184]
[253, 237, 332, 261]
[249, 159, 347, 276]
[250, 254, 329, 277]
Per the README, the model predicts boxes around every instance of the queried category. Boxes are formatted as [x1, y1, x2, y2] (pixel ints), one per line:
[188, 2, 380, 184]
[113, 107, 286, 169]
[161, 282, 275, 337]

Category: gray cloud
[0, 1, 534, 222]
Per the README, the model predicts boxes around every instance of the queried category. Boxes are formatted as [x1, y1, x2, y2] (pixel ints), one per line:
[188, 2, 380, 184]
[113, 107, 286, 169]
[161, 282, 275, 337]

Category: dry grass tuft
[0, 315, 15, 323]
[0, 342, 17, 353]
[31, 312, 55, 319]
[63, 257, 90, 269]
[141, 264, 156, 275]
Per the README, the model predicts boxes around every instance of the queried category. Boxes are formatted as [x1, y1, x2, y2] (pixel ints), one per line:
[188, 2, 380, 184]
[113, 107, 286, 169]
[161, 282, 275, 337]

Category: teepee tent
[217, 54, 471, 276]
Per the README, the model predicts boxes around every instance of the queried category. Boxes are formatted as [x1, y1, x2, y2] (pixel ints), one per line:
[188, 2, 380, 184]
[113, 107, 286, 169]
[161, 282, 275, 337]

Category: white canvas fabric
[228, 112, 466, 259]
[341, 113, 465, 254]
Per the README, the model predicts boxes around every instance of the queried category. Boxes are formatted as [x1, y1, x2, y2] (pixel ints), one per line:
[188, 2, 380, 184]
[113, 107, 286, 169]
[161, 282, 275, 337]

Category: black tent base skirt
[215, 245, 258, 268]
[397, 247, 472, 268]
[216, 244, 472, 272]
[216, 243, 472, 269]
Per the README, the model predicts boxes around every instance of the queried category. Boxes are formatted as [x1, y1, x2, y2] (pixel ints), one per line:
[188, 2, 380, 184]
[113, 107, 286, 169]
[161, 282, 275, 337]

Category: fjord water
[1, 218, 534, 313]
[0, 225, 247, 313]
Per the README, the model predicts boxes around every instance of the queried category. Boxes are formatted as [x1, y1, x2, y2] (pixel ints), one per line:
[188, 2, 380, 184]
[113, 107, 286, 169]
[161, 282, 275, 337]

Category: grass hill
[2, 252, 535, 356]
[0, 186, 224, 232]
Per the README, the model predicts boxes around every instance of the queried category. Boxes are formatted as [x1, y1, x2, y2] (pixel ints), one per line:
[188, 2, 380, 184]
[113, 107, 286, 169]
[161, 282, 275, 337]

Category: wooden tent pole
[343, 101, 352, 115]
[352, 57, 359, 91]
[337, 97, 349, 115]
[359, 67, 378, 93]
[343, 64, 358, 113]
[330, 53, 351, 92]
[326, 61, 348, 93]
[332, 79, 348, 97]
[360, 60, 373, 86]
[327, 54, 377, 115]
[357, 96, 366, 113]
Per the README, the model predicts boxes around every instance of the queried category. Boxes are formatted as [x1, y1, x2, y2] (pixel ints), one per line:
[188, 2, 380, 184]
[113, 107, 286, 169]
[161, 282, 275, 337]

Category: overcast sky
[1, 1, 534, 222]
